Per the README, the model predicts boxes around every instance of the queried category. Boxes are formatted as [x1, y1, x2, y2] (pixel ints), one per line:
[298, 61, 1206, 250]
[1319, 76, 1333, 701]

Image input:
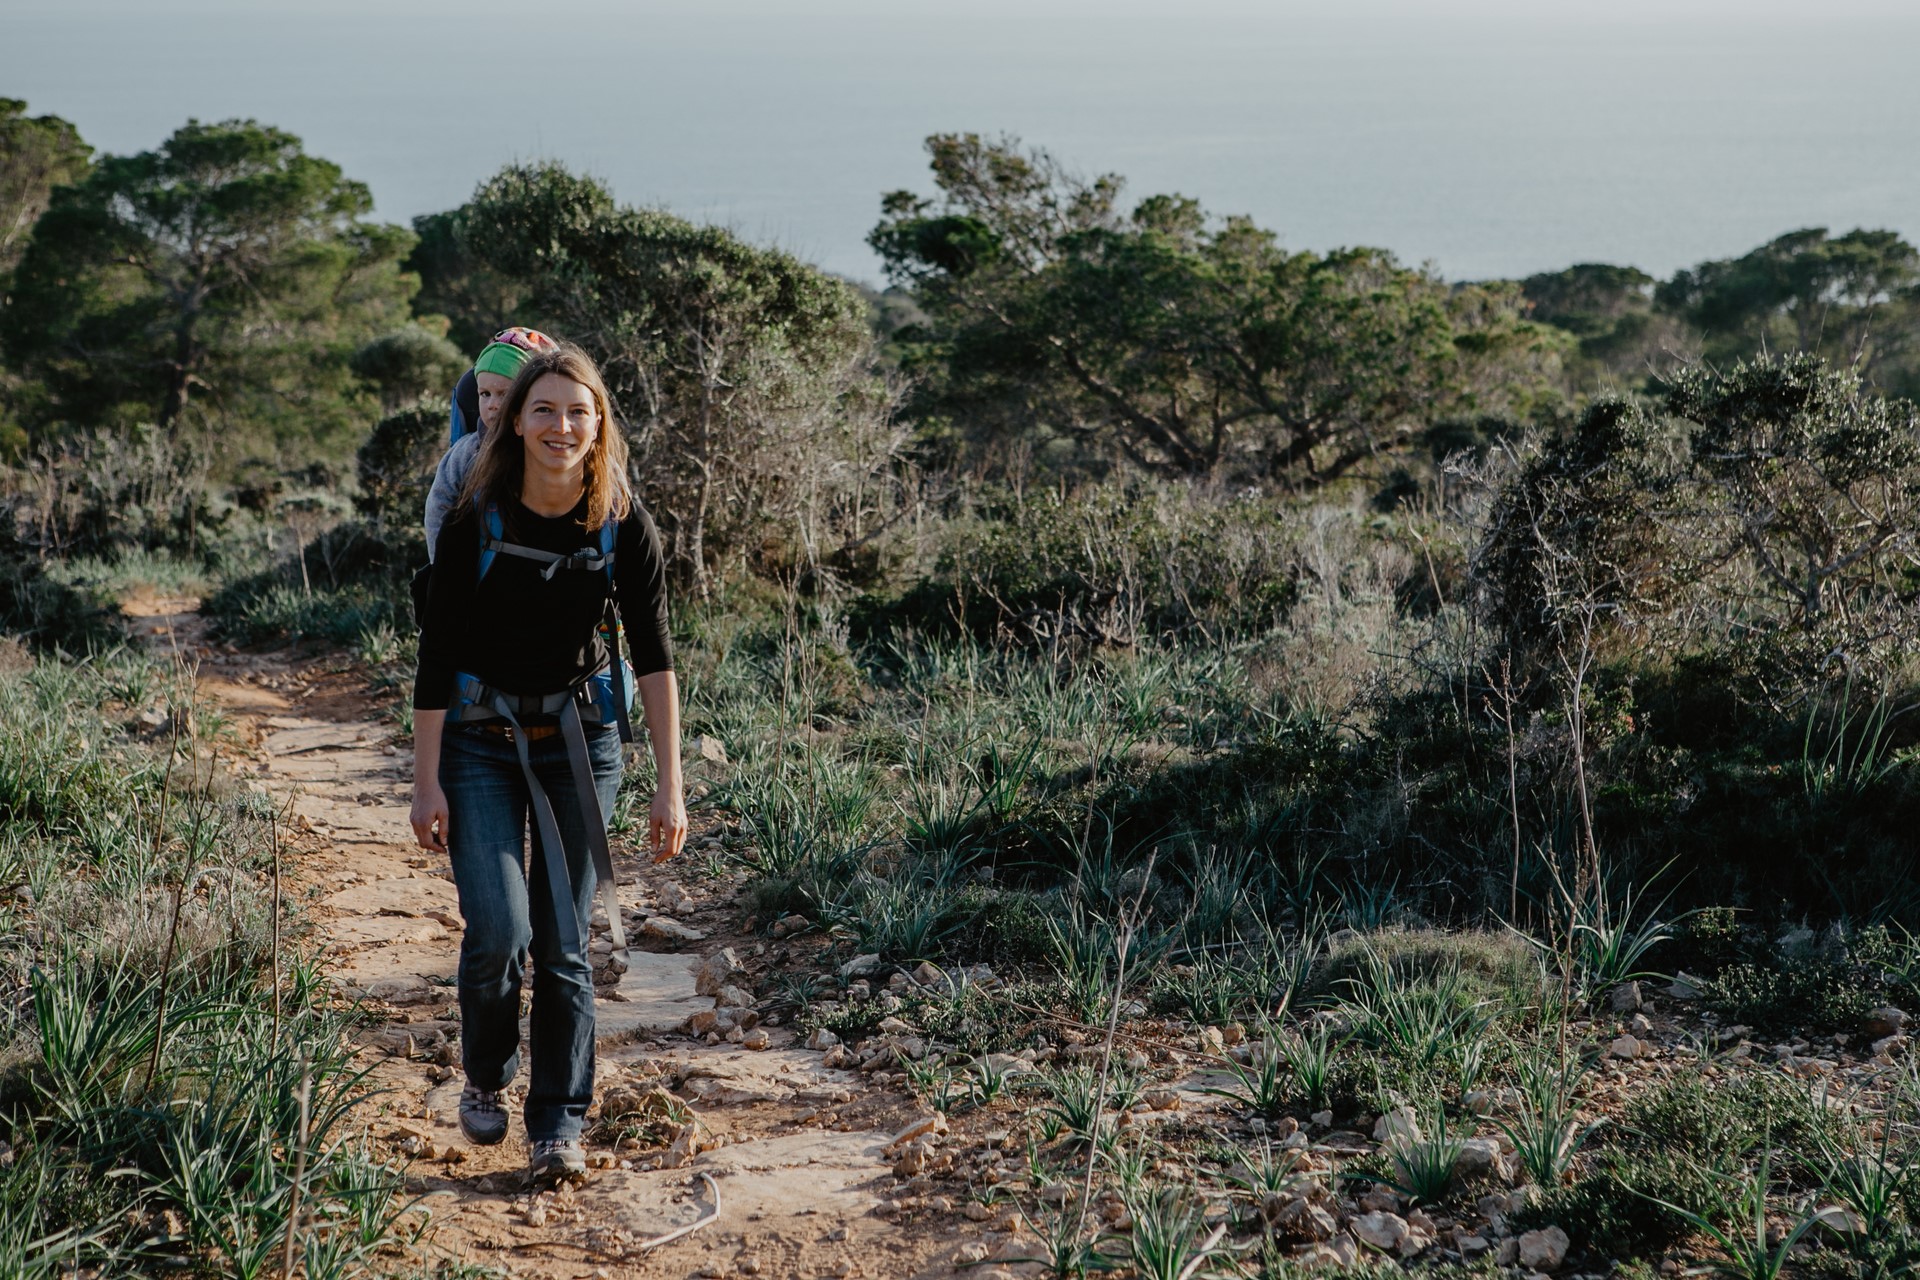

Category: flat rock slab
[328, 915, 448, 950]
[620, 1048, 861, 1109]
[332, 944, 456, 998]
[574, 1128, 892, 1239]
[290, 794, 399, 844]
[595, 951, 707, 1041]
[323, 877, 459, 919]
[1173, 1067, 1241, 1097]
[263, 722, 373, 755]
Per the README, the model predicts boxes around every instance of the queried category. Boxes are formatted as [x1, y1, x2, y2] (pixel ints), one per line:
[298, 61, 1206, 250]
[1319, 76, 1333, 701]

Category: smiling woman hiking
[408, 343, 687, 1188]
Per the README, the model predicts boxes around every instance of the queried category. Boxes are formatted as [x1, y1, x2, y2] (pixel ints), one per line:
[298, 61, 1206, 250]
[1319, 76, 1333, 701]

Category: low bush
[1517, 1147, 1728, 1256]
[850, 484, 1310, 646]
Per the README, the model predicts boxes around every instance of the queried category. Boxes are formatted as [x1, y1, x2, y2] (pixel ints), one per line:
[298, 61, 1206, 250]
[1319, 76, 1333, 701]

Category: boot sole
[458, 1114, 509, 1146]
[529, 1156, 589, 1188]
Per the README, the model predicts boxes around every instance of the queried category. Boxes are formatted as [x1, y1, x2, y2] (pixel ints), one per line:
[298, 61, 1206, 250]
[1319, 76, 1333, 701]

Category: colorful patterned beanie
[472, 326, 558, 379]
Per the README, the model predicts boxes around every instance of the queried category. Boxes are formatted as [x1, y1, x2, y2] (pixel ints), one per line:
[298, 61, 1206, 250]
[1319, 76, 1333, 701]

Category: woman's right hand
[411, 783, 450, 852]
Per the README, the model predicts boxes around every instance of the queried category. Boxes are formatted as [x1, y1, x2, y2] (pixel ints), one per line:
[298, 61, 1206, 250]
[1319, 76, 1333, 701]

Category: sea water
[3, 0, 1915, 285]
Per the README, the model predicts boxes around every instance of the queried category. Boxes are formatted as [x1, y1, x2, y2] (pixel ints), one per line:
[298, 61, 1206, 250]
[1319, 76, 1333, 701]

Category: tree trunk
[158, 319, 197, 435]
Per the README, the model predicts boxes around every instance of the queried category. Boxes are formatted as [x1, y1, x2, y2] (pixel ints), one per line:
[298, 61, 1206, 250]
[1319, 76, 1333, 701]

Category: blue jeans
[440, 721, 622, 1142]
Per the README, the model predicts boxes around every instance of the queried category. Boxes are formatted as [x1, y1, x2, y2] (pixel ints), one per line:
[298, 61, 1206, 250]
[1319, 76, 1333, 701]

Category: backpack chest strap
[476, 500, 620, 583]
[480, 537, 615, 581]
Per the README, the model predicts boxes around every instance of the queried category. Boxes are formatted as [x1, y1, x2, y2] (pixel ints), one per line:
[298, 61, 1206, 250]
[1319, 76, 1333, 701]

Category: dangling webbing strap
[556, 698, 627, 962]
[457, 678, 629, 968]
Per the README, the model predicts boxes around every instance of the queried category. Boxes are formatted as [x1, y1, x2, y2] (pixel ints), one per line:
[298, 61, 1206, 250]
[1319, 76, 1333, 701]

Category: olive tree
[0, 99, 90, 277]
[2, 118, 416, 462]
[433, 162, 904, 584]
[871, 133, 1563, 485]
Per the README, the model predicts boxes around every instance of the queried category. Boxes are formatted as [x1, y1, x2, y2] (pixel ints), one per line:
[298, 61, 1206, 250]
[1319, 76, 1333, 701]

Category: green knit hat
[472, 326, 557, 379]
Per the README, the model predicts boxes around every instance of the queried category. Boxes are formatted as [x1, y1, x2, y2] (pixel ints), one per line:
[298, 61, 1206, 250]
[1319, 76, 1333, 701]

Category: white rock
[692, 947, 746, 997]
[1812, 1204, 1865, 1235]
[840, 953, 882, 979]
[1351, 1210, 1410, 1251]
[1517, 1225, 1569, 1270]
[886, 1113, 948, 1148]
[1666, 972, 1703, 1000]
[1373, 1105, 1424, 1146]
[806, 1027, 841, 1051]
[689, 734, 728, 764]
[1608, 1035, 1644, 1060]
[1456, 1136, 1505, 1179]
[640, 916, 706, 943]
[715, 983, 756, 1009]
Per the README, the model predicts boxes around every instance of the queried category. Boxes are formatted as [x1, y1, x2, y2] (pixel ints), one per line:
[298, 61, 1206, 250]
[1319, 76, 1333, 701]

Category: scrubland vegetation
[0, 643, 433, 1276]
[6, 98, 1920, 1274]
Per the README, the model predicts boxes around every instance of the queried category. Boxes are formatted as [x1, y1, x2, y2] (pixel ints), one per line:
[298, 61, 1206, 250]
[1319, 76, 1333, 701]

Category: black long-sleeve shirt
[413, 495, 673, 711]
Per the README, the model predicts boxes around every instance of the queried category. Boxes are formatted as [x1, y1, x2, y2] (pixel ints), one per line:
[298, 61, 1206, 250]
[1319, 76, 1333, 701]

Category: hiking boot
[458, 1087, 509, 1146]
[528, 1138, 588, 1188]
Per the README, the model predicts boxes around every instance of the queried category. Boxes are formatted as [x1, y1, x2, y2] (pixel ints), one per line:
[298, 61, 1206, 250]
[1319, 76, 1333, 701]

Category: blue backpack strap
[598, 518, 636, 743]
[477, 500, 504, 581]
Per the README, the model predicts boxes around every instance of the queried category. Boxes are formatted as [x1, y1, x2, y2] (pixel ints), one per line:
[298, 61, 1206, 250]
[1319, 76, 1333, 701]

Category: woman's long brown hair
[458, 343, 632, 532]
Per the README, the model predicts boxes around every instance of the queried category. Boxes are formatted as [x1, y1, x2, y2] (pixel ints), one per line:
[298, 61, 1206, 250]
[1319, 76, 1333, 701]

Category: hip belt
[448, 672, 628, 969]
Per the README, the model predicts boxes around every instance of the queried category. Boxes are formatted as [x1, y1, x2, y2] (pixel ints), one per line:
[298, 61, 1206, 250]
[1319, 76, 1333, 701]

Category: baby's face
[476, 371, 516, 431]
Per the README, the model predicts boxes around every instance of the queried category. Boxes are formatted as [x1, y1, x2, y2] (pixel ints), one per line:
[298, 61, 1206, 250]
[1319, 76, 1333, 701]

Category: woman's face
[514, 372, 600, 478]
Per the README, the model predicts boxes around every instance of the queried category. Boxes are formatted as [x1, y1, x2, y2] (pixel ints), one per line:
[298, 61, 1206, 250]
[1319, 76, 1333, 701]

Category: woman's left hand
[649, 787, 688, 863]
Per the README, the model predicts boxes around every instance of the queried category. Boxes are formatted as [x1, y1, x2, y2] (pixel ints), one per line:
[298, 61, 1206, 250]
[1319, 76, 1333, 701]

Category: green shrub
[1624, 1071, 1834, 1162]
[1516, 1147, 1725, 1256]
[1307, 928, 1544, 1008]
[205, 576, 409, 647]
[1702, 957, 1878, 1037]
[945, 885, 1055, 969]
[850, 484, 1304, 645]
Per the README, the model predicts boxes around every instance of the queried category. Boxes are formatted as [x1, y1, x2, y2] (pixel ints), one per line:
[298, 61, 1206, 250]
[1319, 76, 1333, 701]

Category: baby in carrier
[411, 327, 559, 619]
[426, 326, 560, 556]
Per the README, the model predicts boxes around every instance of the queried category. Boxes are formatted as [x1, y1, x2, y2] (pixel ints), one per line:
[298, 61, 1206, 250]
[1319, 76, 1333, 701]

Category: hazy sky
[4, 0, 1916, 284]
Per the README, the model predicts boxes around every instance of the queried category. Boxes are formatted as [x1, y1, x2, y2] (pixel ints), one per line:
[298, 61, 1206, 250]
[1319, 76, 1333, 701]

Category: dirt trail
[124, 598, 987, 1280]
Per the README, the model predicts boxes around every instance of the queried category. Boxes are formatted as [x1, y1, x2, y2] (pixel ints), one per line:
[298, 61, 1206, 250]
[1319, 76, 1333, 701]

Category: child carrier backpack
[442, 499, 635, 969]
[449, 369, 481, 445]
[405, 370, 486, 624]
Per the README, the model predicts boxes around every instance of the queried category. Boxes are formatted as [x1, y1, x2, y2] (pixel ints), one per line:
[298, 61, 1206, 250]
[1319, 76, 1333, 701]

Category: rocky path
[126, 599, 980, 1280]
